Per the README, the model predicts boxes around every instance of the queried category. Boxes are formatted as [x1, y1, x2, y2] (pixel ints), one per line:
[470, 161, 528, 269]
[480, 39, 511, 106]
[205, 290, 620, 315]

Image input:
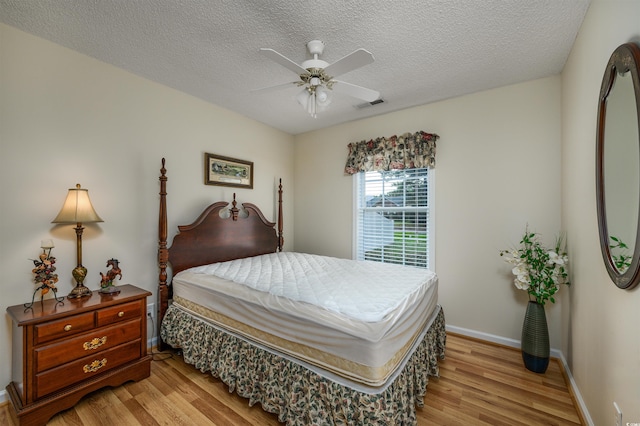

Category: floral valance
[344, 131, 440, 175]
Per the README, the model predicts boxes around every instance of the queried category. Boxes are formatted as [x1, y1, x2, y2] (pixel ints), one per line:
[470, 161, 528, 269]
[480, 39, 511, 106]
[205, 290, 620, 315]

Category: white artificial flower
[548, 251, 566, 265]
[501, 249, 521, 265]
[514, 276, 530, 290]
[552, 264, 568, 284]
[512, 263, 528, 277]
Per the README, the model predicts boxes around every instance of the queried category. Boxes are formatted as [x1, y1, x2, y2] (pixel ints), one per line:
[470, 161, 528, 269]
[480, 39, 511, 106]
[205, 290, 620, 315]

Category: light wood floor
[1, 333, 585, 425]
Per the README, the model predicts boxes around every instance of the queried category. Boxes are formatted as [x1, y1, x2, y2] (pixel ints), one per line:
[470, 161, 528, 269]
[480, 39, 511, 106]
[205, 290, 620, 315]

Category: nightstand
[5, 284, 152, 426]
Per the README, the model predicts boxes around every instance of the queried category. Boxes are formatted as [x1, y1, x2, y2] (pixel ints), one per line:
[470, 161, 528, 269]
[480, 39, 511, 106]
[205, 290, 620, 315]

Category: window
[355, 168, 433, 269]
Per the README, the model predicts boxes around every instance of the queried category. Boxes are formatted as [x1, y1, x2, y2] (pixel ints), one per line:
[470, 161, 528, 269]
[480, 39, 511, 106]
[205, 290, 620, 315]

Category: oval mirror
[596, 42, 640, 289]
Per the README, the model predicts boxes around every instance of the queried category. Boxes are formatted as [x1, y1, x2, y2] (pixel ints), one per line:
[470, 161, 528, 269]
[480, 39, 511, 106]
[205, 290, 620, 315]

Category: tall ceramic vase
[521, 301, 550, 373]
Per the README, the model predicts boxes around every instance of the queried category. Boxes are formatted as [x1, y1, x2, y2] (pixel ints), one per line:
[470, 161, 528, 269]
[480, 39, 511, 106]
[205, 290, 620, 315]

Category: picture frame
[204, 153, 254, 189]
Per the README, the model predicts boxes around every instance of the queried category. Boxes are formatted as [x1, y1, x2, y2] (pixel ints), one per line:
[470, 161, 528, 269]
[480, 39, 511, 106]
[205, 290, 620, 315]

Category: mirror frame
[596, 42, 640, 289]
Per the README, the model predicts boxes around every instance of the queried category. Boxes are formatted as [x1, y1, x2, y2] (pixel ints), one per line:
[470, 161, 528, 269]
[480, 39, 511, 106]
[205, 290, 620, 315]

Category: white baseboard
[0, 389, 7, 404]
[555, 351, 594, 426]
[445, 324, 593, 426]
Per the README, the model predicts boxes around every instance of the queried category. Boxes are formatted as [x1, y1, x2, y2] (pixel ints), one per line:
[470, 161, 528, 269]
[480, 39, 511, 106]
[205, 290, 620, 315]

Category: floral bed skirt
[160, 304, 446, 425]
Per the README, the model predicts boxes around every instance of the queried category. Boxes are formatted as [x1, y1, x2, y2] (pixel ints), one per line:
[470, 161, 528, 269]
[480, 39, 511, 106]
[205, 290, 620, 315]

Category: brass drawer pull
[118, 311, 125, 318]
[64, 324, 72, 332]
[83, 336, 107, 351]
[83, 358, 107, 373]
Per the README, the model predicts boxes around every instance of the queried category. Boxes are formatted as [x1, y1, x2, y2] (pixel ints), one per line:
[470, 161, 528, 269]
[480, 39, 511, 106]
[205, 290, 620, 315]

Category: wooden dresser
[5, 284, 152, 426]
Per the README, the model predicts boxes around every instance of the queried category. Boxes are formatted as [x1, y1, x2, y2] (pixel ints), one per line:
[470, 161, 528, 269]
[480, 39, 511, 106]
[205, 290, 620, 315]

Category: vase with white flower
[500, 226, 570, 373]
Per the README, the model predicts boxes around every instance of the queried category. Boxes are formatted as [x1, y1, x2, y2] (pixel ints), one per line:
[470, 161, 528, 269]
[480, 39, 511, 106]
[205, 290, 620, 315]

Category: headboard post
[158, 158, 169, 349]
[278, 178, 284, 251]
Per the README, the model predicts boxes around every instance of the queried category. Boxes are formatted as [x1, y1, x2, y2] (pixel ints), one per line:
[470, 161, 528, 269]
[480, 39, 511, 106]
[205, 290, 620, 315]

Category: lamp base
[68, 265, 92, 299]
[67, 283, 93, 299]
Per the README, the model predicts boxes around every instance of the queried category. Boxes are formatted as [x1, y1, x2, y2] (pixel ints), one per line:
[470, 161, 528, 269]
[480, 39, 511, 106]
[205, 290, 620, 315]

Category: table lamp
[52, 184, 103, 299]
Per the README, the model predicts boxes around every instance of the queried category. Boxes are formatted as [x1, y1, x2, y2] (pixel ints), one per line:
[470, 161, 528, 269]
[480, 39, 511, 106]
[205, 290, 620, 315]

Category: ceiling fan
[256, 40, 380, 118]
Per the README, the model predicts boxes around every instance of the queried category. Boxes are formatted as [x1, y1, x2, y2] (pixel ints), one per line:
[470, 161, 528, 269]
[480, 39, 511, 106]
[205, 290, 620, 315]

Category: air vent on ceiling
[355, 98, 385, 109]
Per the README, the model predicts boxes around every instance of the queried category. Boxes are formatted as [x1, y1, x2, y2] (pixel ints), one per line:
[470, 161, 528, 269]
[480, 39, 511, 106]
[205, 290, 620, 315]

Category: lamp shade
[52, 184, 103, 224]
[296, 88, 311, 108]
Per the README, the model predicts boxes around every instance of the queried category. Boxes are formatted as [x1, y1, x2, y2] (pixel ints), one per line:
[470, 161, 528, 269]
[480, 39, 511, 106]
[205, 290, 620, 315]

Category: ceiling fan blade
[251, 81, 299, 93]
[332, 80, 380, 102]
[259, 48, 308, 75]
[324, 49, 375, 77]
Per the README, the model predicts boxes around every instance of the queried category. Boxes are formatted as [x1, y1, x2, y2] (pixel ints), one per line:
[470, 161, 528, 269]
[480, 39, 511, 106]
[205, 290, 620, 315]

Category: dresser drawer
[96, 300, 141, 327]
[35, 339, 141, 399]
[35, 319, 142, 372]
[34, 312, 95, 345]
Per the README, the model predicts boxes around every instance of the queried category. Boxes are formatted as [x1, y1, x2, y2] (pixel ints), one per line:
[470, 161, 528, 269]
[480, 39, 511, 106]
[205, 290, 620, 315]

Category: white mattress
[171, 252, 439, 389]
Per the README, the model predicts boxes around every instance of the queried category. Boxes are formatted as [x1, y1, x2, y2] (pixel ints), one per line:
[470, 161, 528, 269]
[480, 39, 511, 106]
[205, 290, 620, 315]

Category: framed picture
[204, 153, 254, 189]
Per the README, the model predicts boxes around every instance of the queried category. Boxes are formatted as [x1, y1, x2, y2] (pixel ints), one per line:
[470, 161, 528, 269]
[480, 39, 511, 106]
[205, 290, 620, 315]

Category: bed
[156, 159, 446, 425]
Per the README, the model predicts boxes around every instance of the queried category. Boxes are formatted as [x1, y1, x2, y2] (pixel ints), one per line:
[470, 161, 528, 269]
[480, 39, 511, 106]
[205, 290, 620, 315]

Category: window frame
[352, 168, 435, 270]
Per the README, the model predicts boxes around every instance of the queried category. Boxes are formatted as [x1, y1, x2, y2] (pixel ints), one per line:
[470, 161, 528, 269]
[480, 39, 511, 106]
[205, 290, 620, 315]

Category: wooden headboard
[157, 158, 283, 344]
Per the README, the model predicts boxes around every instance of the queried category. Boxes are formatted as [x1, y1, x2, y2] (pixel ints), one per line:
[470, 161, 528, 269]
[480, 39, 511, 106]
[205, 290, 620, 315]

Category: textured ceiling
[0, 0, 590, 135]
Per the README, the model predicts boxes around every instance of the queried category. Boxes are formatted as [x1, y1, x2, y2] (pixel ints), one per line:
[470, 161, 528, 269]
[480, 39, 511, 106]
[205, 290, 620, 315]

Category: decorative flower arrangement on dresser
[5, 284, 152, 426]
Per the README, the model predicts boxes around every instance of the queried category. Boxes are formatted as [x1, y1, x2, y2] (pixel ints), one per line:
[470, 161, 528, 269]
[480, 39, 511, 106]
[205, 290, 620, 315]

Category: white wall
[5, 2, 640, 422]
[294, 76, 564, 349]
[0, 24, 295, 393]
[562, 1, 640, 424]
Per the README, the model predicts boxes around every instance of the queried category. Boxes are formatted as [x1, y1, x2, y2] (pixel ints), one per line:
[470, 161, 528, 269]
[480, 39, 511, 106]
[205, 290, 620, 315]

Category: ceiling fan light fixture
[297, 84, 332, 118]
[315, 85, 332, 108]
[308, 92, 316, 117]
[296, 88, 311, 108]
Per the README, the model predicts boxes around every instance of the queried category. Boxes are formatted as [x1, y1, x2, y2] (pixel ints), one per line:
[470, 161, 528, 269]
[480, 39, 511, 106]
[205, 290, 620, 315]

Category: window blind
[355, 168, 430, 268]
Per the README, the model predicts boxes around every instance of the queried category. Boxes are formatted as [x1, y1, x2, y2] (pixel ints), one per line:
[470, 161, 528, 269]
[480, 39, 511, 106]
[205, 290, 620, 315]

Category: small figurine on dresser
[99, 258, 122, 294]
[25, 239, 64, 309]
